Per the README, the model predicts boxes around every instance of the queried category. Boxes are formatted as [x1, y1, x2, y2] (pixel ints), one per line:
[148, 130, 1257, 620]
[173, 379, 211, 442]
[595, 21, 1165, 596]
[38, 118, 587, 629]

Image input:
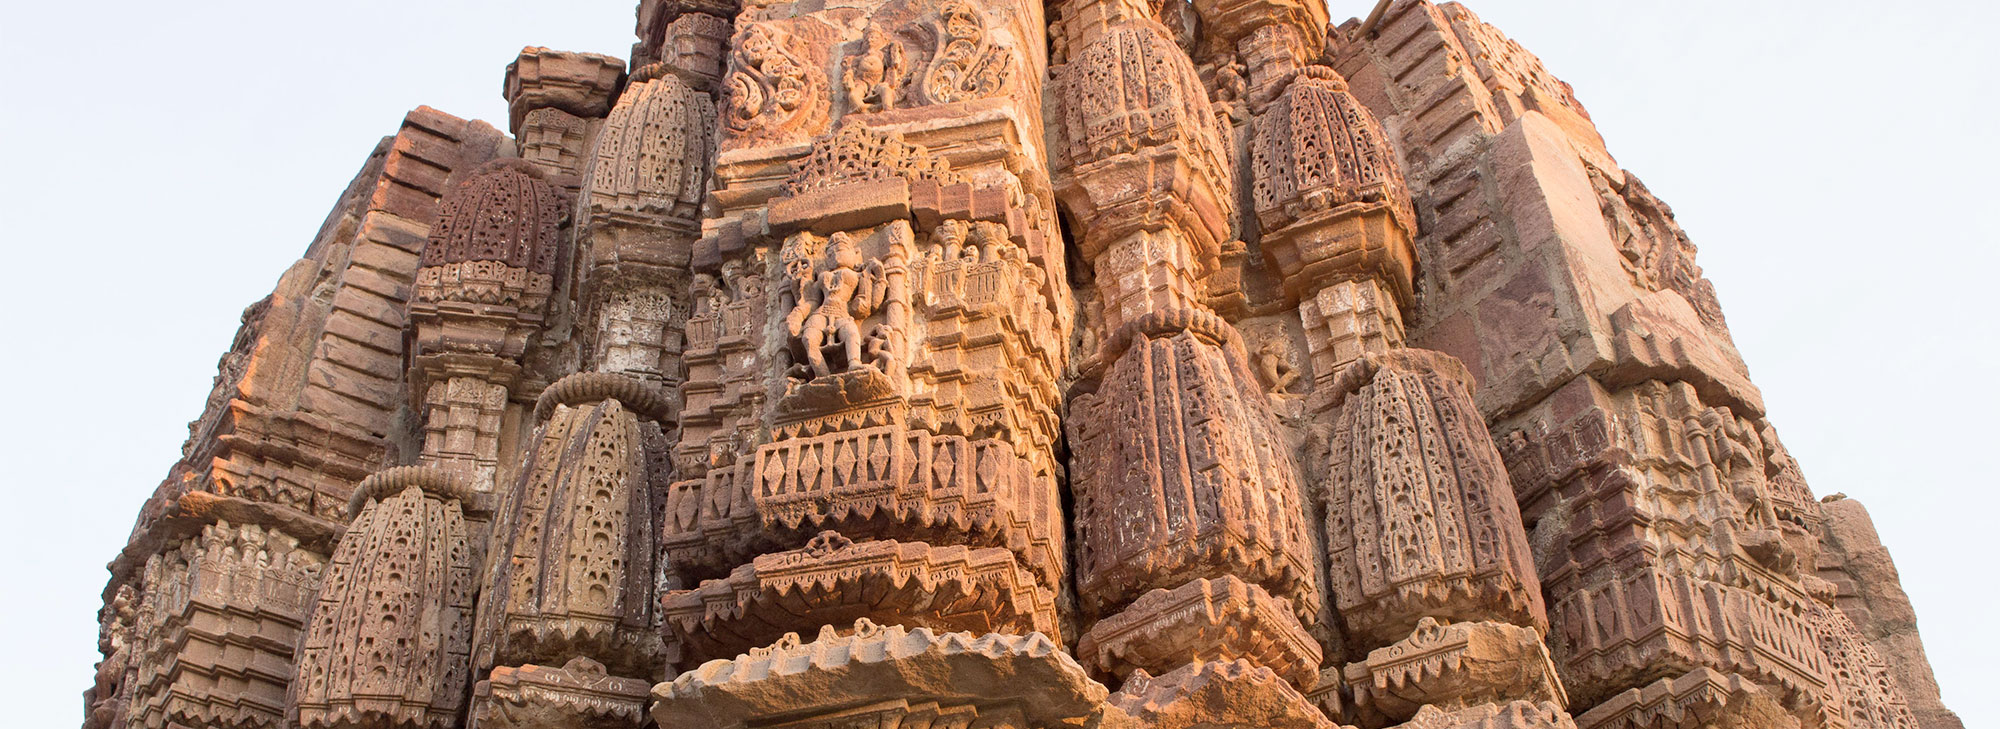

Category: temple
[83, 1, 1959, 728]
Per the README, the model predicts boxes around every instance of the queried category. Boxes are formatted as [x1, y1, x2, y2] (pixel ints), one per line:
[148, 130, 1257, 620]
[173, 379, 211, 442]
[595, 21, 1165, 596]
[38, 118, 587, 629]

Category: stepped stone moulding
[653, 620, 1106, 728]
[661, 531, 1060, 665]
[1108, 659, 1349, 729]
[86, 3, 1958, 729]
[471, 657, 651, 729]
[1076, 576, 1322, 691]
[1336, 618, 1567, 728]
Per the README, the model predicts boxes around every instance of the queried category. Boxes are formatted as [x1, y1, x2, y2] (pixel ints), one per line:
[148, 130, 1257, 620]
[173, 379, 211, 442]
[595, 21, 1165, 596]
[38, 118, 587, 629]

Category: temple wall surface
[84, 2, 1956, 729]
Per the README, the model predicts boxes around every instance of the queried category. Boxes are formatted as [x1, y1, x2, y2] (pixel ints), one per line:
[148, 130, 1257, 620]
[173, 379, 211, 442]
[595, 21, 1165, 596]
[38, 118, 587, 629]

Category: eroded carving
[479, 374, 669, 676]
[1323, 350, 1545, 652]
[786, 231, 888, 380]
[293, 469, 472, 729]
[722, 23, 827, 141]
[661, 532, 1058, 664]
[653, 621, 1106, 729]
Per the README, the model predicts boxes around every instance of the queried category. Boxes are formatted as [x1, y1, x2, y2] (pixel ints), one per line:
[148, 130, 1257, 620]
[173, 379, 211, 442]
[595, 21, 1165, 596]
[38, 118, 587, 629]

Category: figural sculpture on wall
[84, 2, 1959, 729]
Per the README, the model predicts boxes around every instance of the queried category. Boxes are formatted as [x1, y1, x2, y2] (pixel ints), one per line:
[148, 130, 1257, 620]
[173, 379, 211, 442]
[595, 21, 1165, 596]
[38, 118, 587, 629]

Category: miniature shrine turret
[88, 3, 1958, 729]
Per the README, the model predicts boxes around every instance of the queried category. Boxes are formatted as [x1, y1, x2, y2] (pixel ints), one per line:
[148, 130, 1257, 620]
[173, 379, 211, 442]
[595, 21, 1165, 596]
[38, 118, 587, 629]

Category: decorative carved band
[660, 532, 1059, 664]
[1076, 576, 1322, 690]
[345, 465, 473, 518]
[472, 657, 651, 729]
[654, 620, 1105, 729]
[534, 371, 675, 423]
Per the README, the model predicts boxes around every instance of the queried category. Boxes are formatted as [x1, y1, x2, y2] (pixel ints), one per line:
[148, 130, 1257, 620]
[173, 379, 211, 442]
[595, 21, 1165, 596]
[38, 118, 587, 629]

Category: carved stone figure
[90, 3, 1959, 729]
[1255, 337, 1300, 393]
[788, 232, 887, 379]
[843, 33, 907, 113]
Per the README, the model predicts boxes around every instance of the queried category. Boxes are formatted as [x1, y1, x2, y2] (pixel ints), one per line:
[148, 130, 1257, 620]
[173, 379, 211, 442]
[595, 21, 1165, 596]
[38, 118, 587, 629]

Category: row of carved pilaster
[473, 18, 726, 728]
[93, 519, 326, 729]
[289, 50, 709, 723]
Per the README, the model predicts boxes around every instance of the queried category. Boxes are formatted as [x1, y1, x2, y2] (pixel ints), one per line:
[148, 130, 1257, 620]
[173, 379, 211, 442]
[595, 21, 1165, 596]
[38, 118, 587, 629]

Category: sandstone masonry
[82, 2, 1959, 729]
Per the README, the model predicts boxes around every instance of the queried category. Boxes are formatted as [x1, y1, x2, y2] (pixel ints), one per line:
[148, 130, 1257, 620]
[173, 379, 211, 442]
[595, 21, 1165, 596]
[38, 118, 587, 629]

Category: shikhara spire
[84, 2, 1959, 729]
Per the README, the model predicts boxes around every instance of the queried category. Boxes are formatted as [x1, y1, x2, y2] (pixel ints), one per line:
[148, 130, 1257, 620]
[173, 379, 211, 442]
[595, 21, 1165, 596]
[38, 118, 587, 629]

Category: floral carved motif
[783, 122, 963, 197]
[722, 23, 826, 141]
[910, 0, 1012, 105]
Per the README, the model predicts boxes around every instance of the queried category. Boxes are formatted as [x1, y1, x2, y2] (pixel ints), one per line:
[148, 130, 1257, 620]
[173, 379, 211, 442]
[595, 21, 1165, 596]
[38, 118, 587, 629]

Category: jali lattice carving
[480, 373, 669, 676]
[293, 467, 474, 729]
[1322, 349, 1546, 652]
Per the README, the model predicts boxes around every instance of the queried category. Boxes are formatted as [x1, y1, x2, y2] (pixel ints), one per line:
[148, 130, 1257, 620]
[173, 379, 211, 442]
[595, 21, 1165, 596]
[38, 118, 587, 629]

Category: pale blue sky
[1, 1, 1992, 726]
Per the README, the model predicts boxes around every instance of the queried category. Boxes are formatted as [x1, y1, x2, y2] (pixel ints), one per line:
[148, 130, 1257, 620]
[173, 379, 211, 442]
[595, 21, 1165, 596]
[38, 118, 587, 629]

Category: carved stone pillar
[503, 45, 623, 194]
[1052, 5, 1322, 702]
[651, 0, 1072, 689]
[292, 467, 476, 729]
[465, 50, 718, 729]
[475, 41, 729, 729]
[1066, 309, 1319, 624]
[408, 158, 567, 491]
[633, 0, 739, 72]
[1251, 66, 1418, 379]
[1243, 57, 1568, 728]
[294, 155, 570, 729]
[575, 49, 718, 389]
[1052, 16, 1232, 328]
[410, 159, 564, 362]
[413, 360, 519, 491]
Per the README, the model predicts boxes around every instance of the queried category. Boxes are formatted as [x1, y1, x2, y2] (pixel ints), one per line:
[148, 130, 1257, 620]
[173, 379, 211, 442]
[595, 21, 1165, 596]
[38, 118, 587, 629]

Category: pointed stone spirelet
[1321, 349, 1547, 651]
[88, 2, 1958, 729]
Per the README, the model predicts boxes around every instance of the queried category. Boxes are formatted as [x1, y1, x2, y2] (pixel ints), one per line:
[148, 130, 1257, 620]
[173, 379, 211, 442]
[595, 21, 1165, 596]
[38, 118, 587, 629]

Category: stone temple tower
[83, 2, 1960, 729]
